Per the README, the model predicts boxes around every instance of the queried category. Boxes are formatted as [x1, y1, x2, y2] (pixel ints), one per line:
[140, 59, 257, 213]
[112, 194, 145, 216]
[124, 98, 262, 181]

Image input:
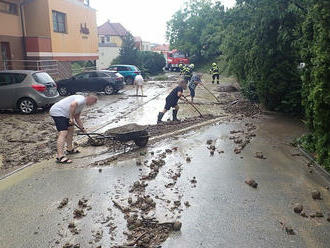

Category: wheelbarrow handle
[77, 132, 106, 138]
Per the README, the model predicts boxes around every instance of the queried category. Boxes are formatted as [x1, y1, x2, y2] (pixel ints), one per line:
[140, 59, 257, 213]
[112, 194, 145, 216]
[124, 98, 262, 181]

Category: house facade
[96, 21, 128, 69]
[97, 21, 127, 47]
[0, 0, 98, 78]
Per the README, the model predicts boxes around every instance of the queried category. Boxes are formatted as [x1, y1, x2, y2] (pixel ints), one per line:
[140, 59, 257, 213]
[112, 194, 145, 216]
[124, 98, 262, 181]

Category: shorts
[135, 79, 143, 86]
[164, 98, 178, 110]
[51, 116, 70, 131]
[189, 86, 195, 97]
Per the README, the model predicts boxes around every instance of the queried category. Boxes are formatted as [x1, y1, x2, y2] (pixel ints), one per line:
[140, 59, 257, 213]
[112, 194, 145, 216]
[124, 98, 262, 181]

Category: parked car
[56, 70, 124, 96]
[0, 70, 59, 114]
[107, 65, 141, 84]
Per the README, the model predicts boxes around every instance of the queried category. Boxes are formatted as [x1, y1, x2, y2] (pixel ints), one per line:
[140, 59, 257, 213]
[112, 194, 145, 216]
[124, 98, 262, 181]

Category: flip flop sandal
[66, 149, 80, 154]
[56, 156, 73, 164]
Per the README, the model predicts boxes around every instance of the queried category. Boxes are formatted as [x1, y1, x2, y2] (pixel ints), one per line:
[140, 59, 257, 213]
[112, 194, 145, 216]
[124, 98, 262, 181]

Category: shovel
[182, 95, 203, 118]
[74, 123, 102, 145]
[200, 81, 220, 103]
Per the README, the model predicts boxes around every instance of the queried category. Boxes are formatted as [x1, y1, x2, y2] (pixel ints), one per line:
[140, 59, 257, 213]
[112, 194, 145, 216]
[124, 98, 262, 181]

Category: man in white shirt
[49, 94, 98, 164]
[134, 74, 144, 96]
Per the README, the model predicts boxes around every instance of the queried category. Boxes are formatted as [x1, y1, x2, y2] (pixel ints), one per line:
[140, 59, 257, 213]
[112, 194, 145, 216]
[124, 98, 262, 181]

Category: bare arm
[74, 113, 85, 132]
[177, 91, 184, 98]
[69, 101, 78, 124]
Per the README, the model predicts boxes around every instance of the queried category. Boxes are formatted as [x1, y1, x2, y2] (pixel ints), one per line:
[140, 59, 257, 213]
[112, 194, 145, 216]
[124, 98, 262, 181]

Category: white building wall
[96, 47, 120, 69]
[142, 41, 151, 51]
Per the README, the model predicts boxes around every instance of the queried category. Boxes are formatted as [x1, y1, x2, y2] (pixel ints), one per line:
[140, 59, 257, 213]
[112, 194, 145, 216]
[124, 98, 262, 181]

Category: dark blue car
[56, 70, 124, 96]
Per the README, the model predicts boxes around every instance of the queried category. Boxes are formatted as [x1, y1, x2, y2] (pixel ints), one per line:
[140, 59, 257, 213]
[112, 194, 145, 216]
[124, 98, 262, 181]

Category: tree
[166, 0, 225, 62]
[118, 32, 139, 65]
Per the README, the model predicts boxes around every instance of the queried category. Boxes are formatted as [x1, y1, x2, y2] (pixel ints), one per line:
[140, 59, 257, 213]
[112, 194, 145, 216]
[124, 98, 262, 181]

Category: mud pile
[0, 114, 57, 171]
[147, 114, 216, 137]
[224, 99, 261, 117]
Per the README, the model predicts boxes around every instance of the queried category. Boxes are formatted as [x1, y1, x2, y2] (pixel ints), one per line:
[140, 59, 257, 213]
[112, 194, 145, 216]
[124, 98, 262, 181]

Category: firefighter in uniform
[179, 64, 185, 75]
[183, 64, 194, 82]
[210, 62, 220, 84]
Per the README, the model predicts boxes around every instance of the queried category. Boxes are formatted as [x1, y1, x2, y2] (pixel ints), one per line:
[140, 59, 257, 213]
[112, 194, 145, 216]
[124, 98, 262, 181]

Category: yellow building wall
[111, 36, 123, 47]
[0, 0, 22, 37]
[23, 0, 51, 38]
[49, 0, 98, 55]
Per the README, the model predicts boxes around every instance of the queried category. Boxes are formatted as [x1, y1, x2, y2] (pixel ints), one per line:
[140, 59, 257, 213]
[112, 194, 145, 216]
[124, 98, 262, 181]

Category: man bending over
[50, 94, 98, 164]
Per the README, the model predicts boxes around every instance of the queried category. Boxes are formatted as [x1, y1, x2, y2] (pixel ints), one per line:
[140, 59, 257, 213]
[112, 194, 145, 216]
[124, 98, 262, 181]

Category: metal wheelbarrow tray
[80, 123, 149, 148]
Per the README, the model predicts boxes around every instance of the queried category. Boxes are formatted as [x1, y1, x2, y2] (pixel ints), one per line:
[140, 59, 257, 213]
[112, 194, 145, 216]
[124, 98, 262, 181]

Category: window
[88, 72, 97, 78]
[52, 11, 66, 33]
[106, 36, 110, 42]
[83, 0, 89, 6]
[96, 72, 109, 78]
[0, 1, 17, 15]
[0, 73, 26, 86]
[118, 66, 129, 71]
[32, 72, 54, 85]
[75, 73, 90, 79]
[101, 36, 105, 43]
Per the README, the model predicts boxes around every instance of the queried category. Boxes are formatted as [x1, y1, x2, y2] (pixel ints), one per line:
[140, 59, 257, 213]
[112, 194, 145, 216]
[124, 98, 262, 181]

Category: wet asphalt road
[0, 78, 330, 248]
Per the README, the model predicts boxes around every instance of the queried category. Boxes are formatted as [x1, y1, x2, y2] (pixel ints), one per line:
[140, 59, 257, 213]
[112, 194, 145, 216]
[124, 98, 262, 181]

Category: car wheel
[104, 85, 114, 95]
[58, 86, 69, 96]
[125, 77, 134, 85]
[17, 98, 37, 114]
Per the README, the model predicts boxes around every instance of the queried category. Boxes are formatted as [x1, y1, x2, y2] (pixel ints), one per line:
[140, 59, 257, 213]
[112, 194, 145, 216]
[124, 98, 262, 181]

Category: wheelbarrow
[77, 123, 149, 151]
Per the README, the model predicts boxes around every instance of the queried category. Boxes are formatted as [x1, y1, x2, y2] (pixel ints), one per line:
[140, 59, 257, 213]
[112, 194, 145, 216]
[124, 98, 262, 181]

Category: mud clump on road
[311, 190, 322, 200]
[255, 152, 266, 159]
[68, 222, 79, 235]
[58, 198, 69, 209]
[62, 243, 80, 248]
[73, 209, 86, 219]
[293, 203, 303, 214]
[115, 218, 182, 248]
[245, 178, 258, 188]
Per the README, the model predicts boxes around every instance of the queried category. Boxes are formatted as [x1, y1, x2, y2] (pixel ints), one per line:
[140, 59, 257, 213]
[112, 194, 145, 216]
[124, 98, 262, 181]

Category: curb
[298, 145, 330, 182]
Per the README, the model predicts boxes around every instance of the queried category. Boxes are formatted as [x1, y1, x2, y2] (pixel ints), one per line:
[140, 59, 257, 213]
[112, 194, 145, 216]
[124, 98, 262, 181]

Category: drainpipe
[19, 0, 27, 59]
[19, 0, 36, 60]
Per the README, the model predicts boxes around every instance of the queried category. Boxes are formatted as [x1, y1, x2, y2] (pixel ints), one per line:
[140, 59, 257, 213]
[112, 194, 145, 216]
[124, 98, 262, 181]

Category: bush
[300, 0, 330, 170]
[138, 51, 166, 75]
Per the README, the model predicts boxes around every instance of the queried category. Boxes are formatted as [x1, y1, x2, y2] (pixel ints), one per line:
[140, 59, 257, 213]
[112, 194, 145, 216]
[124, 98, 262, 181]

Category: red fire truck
[165, 50, 190, 71]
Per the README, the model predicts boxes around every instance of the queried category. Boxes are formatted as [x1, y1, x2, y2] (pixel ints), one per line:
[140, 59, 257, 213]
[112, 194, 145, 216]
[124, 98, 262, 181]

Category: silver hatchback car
[0, 70, 59, 114]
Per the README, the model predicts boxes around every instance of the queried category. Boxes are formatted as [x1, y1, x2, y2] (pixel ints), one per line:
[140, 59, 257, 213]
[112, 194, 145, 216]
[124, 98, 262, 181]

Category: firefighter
[183, 64, 194, 82]
[210, 62, 220, 84]
[179, 64, 185, 75]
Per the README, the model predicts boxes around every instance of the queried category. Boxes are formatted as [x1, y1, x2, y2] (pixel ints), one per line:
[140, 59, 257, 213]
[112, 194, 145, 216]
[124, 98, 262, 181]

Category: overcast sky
[91, 0, 236, 44]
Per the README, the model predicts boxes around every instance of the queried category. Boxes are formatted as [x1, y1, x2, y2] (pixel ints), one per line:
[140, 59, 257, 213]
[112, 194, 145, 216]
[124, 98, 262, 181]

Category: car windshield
[172, 52, 185, 58]
[33, 72, 55, 84]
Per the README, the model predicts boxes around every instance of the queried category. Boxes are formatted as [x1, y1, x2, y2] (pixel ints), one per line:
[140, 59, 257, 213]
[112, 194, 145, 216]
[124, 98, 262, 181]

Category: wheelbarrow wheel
[134, 137, 149, 147]
[89, 137, 105, 146]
